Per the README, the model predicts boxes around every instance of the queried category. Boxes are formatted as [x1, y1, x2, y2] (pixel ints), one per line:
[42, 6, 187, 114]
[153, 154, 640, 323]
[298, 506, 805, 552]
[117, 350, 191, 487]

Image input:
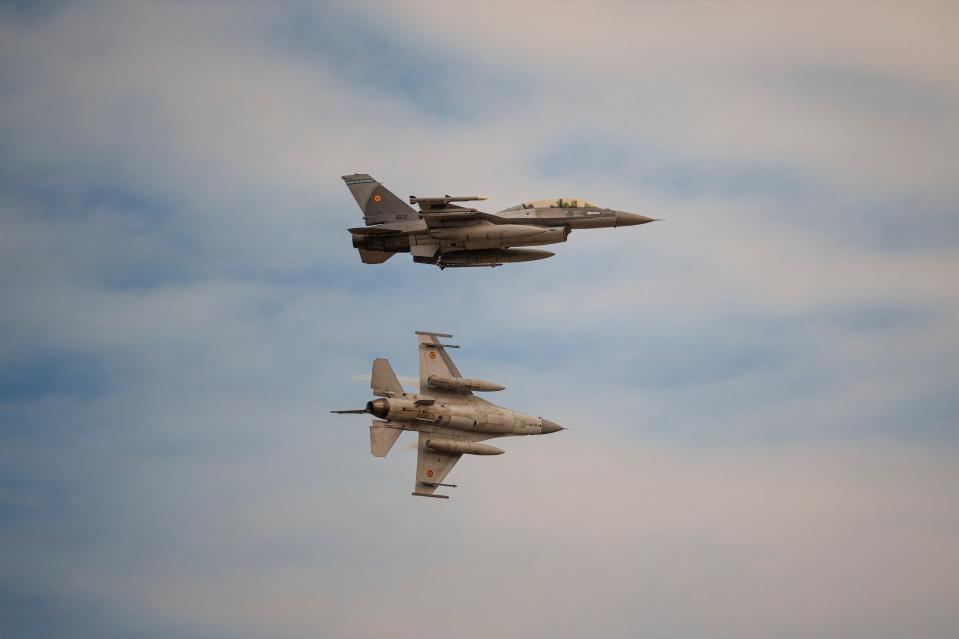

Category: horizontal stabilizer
[371, 421, 403, 457]
[358, 249, 393, 264]
[372, 358, 404, 396]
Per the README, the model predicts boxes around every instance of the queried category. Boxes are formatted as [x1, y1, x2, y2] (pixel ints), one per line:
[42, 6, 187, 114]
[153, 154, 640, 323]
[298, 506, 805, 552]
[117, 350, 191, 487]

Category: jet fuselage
[366, 395, 561, 437]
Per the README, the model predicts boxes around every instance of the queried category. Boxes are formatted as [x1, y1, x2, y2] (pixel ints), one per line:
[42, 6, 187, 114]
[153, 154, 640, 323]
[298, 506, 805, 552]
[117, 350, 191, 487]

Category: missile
[428, 375, 505, 392]
[426, 439, 504, 456]
[431, 224, 548, 242]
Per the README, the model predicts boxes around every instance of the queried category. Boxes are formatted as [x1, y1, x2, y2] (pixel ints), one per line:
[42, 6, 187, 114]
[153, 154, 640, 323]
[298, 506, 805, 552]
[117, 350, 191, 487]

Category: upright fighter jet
[332, 331, 565, 499]
[343, 173, 656, 268]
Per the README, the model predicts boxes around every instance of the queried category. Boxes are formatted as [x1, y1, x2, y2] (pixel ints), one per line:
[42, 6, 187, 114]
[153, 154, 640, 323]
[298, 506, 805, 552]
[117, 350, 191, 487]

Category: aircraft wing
[413, 431, 461, 498]
[413, 429, 494, 498]
[421, 211, 511, 228]
[416, 331, 468, 395]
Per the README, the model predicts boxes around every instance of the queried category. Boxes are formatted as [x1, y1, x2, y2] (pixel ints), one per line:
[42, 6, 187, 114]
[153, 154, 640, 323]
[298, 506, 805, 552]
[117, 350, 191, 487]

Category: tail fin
[342, 174, 416, 226]
[371, 358, 404, 396]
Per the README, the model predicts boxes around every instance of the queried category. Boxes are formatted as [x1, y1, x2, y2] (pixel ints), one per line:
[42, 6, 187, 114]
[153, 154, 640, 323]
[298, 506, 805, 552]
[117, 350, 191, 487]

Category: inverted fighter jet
[332, 331, 565, 499]
[342, 173, 656, 268]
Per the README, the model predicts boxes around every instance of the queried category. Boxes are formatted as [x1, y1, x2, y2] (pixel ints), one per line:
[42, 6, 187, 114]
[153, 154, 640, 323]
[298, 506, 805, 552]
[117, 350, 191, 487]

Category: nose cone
[614, 211, 656, 226]
[540, 418, 565, 434]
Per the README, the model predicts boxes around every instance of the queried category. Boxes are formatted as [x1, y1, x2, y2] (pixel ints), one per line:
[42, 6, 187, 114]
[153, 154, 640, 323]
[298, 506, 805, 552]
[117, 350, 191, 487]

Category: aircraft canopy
[502, 198, 600, 211]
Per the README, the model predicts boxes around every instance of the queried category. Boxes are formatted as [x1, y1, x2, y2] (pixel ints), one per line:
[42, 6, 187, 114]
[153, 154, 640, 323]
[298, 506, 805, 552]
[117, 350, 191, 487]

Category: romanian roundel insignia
[426, 469, 434, 478]
[373, 194, 382, 203]
[429, 351, 436, 360]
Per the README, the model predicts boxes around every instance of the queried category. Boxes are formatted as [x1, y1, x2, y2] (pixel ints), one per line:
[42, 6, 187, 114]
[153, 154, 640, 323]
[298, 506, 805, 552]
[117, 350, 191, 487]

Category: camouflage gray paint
[332, 331, 564, 499]
[342, 174, 657, 268]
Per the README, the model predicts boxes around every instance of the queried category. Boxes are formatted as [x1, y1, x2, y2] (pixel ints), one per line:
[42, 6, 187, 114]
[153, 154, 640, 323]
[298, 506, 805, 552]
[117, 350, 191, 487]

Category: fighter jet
[342, 173, 657, 268]
[332, 331, 565, 499]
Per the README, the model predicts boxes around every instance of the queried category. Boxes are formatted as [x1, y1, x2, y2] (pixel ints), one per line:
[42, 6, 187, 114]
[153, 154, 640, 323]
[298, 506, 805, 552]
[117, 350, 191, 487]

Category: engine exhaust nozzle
[367, 399, 389, 419]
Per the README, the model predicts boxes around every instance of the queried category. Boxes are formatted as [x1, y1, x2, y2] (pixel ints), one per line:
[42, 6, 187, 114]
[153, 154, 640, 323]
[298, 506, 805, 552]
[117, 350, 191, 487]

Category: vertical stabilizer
[342, 174, 416, 225]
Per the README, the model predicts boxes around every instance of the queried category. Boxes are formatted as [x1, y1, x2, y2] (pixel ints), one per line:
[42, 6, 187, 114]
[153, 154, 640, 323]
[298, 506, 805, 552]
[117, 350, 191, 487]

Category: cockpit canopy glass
[503, 198, 600, 211]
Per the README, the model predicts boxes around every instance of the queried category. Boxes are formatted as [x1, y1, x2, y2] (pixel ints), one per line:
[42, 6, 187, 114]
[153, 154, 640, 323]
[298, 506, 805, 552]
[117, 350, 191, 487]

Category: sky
[1, 1, 958, 637]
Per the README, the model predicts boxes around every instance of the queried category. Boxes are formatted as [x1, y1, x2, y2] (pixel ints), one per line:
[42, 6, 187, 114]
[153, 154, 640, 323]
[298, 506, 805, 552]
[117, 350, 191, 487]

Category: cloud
[1, 2, 958, 638]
